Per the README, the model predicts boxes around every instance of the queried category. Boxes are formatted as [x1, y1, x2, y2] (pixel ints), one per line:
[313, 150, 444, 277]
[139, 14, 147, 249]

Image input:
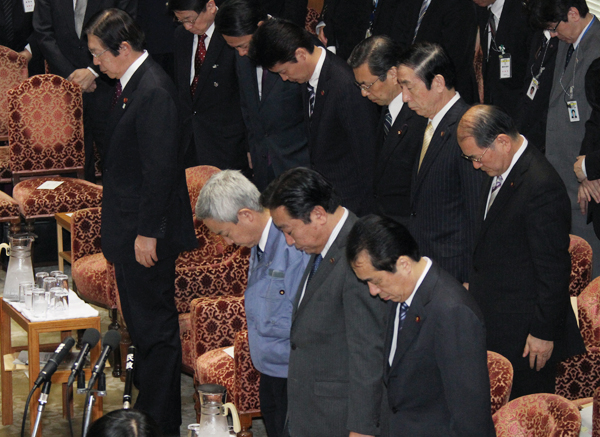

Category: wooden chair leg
[237, 413, 253, 437]
[119, 318, 132, 382]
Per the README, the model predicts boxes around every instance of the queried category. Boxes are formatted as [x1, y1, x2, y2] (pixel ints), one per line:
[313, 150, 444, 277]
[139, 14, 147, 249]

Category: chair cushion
[569, 234, 592, 297]
[0, 48, 28, 137]
[488, 351, 513, 415]
[0, 189, 20, 221]
[0, 146, 11, 182]
[13, 176, 102, 219]
[493, 393, 581, 436]
[72, 253, 116, 308]
[195, 348, 236, 400]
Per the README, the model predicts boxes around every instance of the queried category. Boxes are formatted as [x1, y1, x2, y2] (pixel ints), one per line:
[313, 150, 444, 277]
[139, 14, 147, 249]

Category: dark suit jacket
[373, 102, 427, 223]
[580, 58, 600, 238]
[477, 0, 534, 117]
[320, 0, 372, 60]
[515, 31, 559, 153]
[236, 54, 309, 191]
[33, 0, 137, 78]
[409, 98, 482, 283]
[0, 0, 44, 75]
[101, 56, 196, 264]
[305, 50, 379, 216]
[260, 0, 308, 27]
[173, 27, 249, 174]
[469, 145, 584, 371]
[287, 212, 387, 437]
[373, 0, 478, 104]
[385, 262, 495, 436]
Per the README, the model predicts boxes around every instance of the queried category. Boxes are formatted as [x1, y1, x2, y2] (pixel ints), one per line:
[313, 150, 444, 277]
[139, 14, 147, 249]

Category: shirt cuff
[24, 44, 32, 54]
[316, 22, 325, 35]
[583, 157, 588, 178]
[87, 67, 99, 78]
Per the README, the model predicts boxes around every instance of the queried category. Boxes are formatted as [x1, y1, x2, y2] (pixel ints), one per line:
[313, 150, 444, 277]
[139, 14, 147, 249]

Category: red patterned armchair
[0, 46, 28, 143]
[488, 351, 513, 415]
[557, 276, 600, 400]
[176, 166, 250, 374]
[493, 393, 581, 436]
[7, 74, 102, 228]
[569, 234, 593, 297]
[193, 296, 260, 437]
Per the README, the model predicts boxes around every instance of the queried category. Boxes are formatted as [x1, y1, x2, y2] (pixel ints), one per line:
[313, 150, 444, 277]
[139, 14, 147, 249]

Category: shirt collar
[388, 92, 404, 124]
[308, 46, 326, 89]
[320, 208, 348, 258]
[258, 217, 272, 252]
[120, 50, 148, 90]
[574, 15, 595, 49]
[404, 257, 432, 307]
[489, 0, 505, 21]
[429, 92, 460, 131]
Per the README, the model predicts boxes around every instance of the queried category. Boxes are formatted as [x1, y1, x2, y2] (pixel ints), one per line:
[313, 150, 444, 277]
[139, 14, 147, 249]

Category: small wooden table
[55, 212, 73, 272]
[1, 299, 103, 436]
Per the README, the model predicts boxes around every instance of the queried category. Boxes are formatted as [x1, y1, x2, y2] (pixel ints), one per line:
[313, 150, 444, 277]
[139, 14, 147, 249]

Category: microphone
[122, 345, 136, 409]
[33, 337, 76, 388]
[67, 328, 100, 387]
[87, 330, 121, 390]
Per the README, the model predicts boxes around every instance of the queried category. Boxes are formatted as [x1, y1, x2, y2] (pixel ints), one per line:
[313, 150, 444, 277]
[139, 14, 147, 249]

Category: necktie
[412, 0, 432, 44]
[474, 27, 484, 103]
[2, 0, 14, 48]
[110, 80, 122, 111]
[418, 121, 434, 171]
[74, 0, 87, 39]
[564, 44, 575, 70]
[260, 67, 269, 100]
[307, 84, 316, 118]
[388, 302, 410, 366]
[486, 10, 496, 61]
[307, 254, 322, 284]
[366, 0, 378, 38]
[383, 108, 392, 140]
[190, 34, 207, 98]
[256, 247, 264, 262]
[487, 175, 503, 213]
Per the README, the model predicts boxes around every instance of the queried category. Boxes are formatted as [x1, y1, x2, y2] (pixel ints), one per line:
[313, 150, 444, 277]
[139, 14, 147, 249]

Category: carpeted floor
[0, 264, 267, 436]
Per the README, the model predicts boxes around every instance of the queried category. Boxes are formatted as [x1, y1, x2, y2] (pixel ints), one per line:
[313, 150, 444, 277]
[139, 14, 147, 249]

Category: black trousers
[259, 373, 288, 437]
[114, 255, 181, 435]
[82, 82, 111, 182]
[510, 361, 557, 400]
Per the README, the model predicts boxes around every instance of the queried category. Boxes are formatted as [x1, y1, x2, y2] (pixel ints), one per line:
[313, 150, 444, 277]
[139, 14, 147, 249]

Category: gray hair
[195, 170, 263, 223]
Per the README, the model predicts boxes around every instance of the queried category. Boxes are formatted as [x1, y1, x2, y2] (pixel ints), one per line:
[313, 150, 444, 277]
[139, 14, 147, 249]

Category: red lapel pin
[415, 316, 421, 323]
[329, 257, 335, 263]
[320, 90, 325, 95]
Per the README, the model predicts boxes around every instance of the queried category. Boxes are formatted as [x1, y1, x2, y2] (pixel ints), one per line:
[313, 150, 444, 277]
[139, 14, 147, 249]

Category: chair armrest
[233, 330, 261, 414]
[190, 295, 247, 360]
[71, 207, 102, 262]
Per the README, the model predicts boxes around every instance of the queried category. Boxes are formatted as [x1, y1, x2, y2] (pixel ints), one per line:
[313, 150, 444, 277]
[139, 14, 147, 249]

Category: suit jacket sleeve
[136, 85, 181, 238]
[436, 303, 493, 435]
[343, 268, 386, 434]
[581, 58, 600, 179]
[526, 171, 571, 341]
[33, 0, 77, 78]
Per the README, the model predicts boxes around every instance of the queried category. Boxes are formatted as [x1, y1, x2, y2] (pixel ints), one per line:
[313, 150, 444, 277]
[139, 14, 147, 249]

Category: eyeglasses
[177, 13, 199, 26]
[89, 47, 110, 58]
[461, 146, 490, 163]
[547, 21, 560, 32]
[354, 77, 379, 91]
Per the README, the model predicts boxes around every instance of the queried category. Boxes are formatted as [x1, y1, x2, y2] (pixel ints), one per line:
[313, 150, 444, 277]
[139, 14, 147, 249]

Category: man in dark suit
[474, 0, 534, 117]
[348, 36, 427, 225]
[373, 0, 479, 104]
[169, 0, 249, 175]
[347, 215, 495, 437]
[214, 0, 309, 191]
[85, 9, 197, 435]
[0, 0, 44, 75]
[397, 42, 483, 283]
[262, 167, 386, 437]
[33, 0, 137, 181]
[458, 104, 584, 398]
[251, 19, 379, 216]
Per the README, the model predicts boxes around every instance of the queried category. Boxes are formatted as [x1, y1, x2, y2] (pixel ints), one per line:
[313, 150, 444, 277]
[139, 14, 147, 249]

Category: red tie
[190, 34, 207, 97]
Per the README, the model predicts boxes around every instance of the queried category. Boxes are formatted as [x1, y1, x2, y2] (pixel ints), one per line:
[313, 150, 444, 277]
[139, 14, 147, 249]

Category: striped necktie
[412, 0, 432, 43]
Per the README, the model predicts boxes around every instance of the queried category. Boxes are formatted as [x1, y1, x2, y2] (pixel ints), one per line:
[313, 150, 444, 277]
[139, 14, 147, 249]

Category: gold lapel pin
[320, 90, 325, 95]
[440, 131, 445, 137]
[397, 130, 402, 135]
[415, 316, 421, 323]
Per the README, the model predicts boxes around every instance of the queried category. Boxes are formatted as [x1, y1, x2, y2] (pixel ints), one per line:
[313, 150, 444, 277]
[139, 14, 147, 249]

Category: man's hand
[18, 50, 32, 62]
[67, 68, 96, 92]
[134, 235, 158, 267]
[349, 433, 374, 437]
[580, 178, 600, 205]
[578, 183, 590, 215]
[574, 155, 587, 182]
[463, 282, 469, 290]
[522, 334, 554, 371]
[317, 26, 328, 46]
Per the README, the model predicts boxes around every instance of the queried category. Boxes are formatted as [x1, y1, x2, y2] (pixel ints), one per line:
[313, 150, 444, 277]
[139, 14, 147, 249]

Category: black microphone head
[102, 330, 121, 350]
[60, 337, 76, 354]
[82, 328, 101, 348]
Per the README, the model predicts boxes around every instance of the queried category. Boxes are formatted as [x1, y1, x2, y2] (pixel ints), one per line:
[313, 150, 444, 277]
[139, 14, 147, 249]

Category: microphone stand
[32, 381, 52, 437]
[81, 370, 106, 437]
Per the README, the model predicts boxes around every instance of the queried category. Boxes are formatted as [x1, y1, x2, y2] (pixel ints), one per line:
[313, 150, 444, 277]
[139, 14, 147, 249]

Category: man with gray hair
[196, 170, 309, 437]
